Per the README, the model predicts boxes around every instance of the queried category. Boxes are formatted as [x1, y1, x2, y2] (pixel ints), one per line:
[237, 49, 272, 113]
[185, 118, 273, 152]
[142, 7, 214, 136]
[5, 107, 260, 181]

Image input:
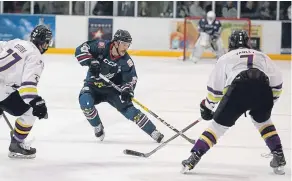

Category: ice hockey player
[190, 11, 225, 63]
[182, 30, 286, 175]
[0, 25, 52, 159]
[75, 29, 164, 143]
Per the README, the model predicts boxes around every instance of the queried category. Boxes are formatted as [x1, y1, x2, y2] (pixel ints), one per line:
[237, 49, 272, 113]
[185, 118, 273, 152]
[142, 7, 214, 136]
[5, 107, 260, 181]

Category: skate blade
[8, 152, 36, 159]
[96, 133, 105, 141]
[180, 165, 190, 174]
[273, 166, 285, 175]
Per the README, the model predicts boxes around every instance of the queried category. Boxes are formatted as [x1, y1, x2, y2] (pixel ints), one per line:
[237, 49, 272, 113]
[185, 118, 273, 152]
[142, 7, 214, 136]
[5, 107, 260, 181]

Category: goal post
[183, 17, 251, 60]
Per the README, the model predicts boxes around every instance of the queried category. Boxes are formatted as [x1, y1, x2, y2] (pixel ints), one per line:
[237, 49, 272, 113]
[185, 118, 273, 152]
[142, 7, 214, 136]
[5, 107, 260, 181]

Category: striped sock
[82, 107, 101, 127]
[191, 129, 218, 154]
[191, 121, 228, 155]
[14, 119, 32, 141]
[133, 112, 156, 135]
[259, 124, 282, 151]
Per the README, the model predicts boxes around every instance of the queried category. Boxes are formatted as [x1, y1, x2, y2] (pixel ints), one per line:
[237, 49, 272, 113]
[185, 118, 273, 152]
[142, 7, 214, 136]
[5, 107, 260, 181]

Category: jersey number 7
[240, 54, 254, 68]
[0, 49, 22, 72]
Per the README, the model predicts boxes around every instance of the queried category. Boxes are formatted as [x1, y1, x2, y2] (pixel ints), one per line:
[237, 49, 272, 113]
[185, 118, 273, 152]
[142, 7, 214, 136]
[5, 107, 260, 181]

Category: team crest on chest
[98, 42, 105, 48]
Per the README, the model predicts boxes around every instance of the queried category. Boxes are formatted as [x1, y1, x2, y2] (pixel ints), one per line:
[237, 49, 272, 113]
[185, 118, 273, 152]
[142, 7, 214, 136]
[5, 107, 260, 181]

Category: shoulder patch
[80, 43, 90, 53]
[36, 59, 43, 65]
[34, 74, 40, 84]
[127, 59, 134, 67]
[98, 41, 105, 48]
[37, 59, 44, 69]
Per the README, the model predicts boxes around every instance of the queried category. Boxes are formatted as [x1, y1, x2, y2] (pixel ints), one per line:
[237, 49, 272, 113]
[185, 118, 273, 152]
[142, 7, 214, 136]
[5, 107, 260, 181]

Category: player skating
[75, 29, 164, 143]
[182, 30, 286, 175]
[0, 25, 52, 158]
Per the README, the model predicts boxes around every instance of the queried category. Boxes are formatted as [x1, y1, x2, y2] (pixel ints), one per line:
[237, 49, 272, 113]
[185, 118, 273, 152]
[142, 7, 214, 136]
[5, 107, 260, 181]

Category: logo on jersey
[104, 73, 115, 79]
[127, 59, 133, 67]
[98, 42, 105, 48]
[37, 60, 43, 65]
[37, 60, 44, 69]
[103, 59, 117, 67]
[34, 74, 40, 83]
[81, 43, 90, 53]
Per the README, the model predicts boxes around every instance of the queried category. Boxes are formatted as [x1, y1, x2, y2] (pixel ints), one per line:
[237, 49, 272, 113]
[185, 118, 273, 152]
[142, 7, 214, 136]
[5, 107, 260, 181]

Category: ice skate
[151, 130, 164, 143]
[8, 136, 36, 159]
[94, 123, 105, 141]
[191, 57, 199, 64]
[181, 151, 202, 174]
[270, 149, 286, 175]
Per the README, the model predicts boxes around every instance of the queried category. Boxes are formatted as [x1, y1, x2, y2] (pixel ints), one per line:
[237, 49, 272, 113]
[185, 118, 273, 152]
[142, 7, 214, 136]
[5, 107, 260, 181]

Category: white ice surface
[0, 55, 290, 181]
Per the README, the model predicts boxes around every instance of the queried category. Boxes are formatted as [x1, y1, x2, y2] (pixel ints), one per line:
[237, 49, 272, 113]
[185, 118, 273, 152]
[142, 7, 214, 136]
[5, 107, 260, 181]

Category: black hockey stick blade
[123, 149, 147, 157]
[123, 118, 201, 158]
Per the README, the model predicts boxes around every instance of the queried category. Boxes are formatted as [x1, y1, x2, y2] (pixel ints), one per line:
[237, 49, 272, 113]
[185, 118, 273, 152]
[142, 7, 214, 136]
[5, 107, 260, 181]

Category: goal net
[182, 17, 251, 60]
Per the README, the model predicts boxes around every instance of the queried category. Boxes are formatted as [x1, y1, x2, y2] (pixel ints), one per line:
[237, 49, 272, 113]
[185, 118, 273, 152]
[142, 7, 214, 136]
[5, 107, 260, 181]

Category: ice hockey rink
[0, 55, 290, 181]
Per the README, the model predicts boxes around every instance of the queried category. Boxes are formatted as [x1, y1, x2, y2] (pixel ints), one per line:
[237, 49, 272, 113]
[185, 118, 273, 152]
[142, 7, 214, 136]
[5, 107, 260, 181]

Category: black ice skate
[8, 136, 36, 159]
[270, 149, 286, 175]
[94, 123, 105, 141]
[181, 151, 202, 174]
[151, 130, 164, 143]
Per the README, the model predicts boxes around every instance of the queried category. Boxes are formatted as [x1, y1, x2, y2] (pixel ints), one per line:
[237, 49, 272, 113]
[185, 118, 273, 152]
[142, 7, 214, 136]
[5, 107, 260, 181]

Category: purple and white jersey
[205, 48, 283, 110]
[0, 39, 44, 103]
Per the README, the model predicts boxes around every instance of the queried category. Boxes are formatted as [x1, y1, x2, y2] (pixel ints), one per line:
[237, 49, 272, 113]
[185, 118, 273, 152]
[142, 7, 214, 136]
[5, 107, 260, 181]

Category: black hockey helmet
[228, 30, 250, 51]
[113, 29, 132, 43]
[30, 25, 53, 54]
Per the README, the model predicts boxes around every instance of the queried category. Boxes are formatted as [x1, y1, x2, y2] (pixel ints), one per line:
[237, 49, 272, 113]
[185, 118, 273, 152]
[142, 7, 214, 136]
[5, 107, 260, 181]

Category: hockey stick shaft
[124, 118, 201, 158]
[2, 112, 14, 137]
[2, 111, 47, 138]
[130, 98, 195, 144]
[99, 74, 196, 144]
[3, 112, 13, 131]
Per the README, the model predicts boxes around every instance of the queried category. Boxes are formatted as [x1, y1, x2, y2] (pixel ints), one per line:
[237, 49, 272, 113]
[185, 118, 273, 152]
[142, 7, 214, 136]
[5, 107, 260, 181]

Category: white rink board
[0, 55, 290, 181]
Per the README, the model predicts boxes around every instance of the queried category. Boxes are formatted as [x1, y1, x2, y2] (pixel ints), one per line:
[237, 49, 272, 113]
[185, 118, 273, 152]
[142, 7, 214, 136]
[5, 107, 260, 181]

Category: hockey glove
[200, 99, 213, 121]
[29, 96, 48, 119]
[89, 60, 100, 78]
[121, 84, 134, 102]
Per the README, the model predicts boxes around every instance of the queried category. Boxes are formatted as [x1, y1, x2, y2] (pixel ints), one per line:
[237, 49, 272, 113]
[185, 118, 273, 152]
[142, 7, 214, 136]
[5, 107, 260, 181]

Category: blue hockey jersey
[198, 18, 222, 39]
[75, 40, 137, 89]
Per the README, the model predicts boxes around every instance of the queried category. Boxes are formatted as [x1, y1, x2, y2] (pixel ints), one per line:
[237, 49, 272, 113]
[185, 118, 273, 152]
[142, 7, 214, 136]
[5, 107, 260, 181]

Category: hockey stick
[99, 74, 196, 144]
[3, 112, 14, 137]
[2, 111, 47, 137]
[123, 118, 201, 158]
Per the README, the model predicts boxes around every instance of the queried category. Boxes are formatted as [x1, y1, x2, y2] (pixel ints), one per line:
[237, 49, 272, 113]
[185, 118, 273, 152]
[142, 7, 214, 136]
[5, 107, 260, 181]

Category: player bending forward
[75, 29, 164, 143]
[182, 30, 286, 175]
[0, 25, 52, 158]
[190, 11, 225, 63]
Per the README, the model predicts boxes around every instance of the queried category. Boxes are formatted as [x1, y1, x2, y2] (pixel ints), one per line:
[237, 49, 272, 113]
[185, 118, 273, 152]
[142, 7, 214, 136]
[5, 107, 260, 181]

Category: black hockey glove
[121, 84, 134, 102]
[200, 99, 213, 121]
[89, 60, 100, 78]
[29, 96, 48, 119]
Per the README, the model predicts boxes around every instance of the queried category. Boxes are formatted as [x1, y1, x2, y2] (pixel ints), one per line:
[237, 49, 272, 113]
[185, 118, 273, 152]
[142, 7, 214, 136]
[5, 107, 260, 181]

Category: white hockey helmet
[206, 11, 216, 24]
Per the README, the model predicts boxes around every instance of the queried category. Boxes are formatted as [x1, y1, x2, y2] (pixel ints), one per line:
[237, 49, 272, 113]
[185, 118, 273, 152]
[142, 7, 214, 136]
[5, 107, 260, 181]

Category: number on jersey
[240, 54, 254, 68]
[0, 49, 22, 72]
